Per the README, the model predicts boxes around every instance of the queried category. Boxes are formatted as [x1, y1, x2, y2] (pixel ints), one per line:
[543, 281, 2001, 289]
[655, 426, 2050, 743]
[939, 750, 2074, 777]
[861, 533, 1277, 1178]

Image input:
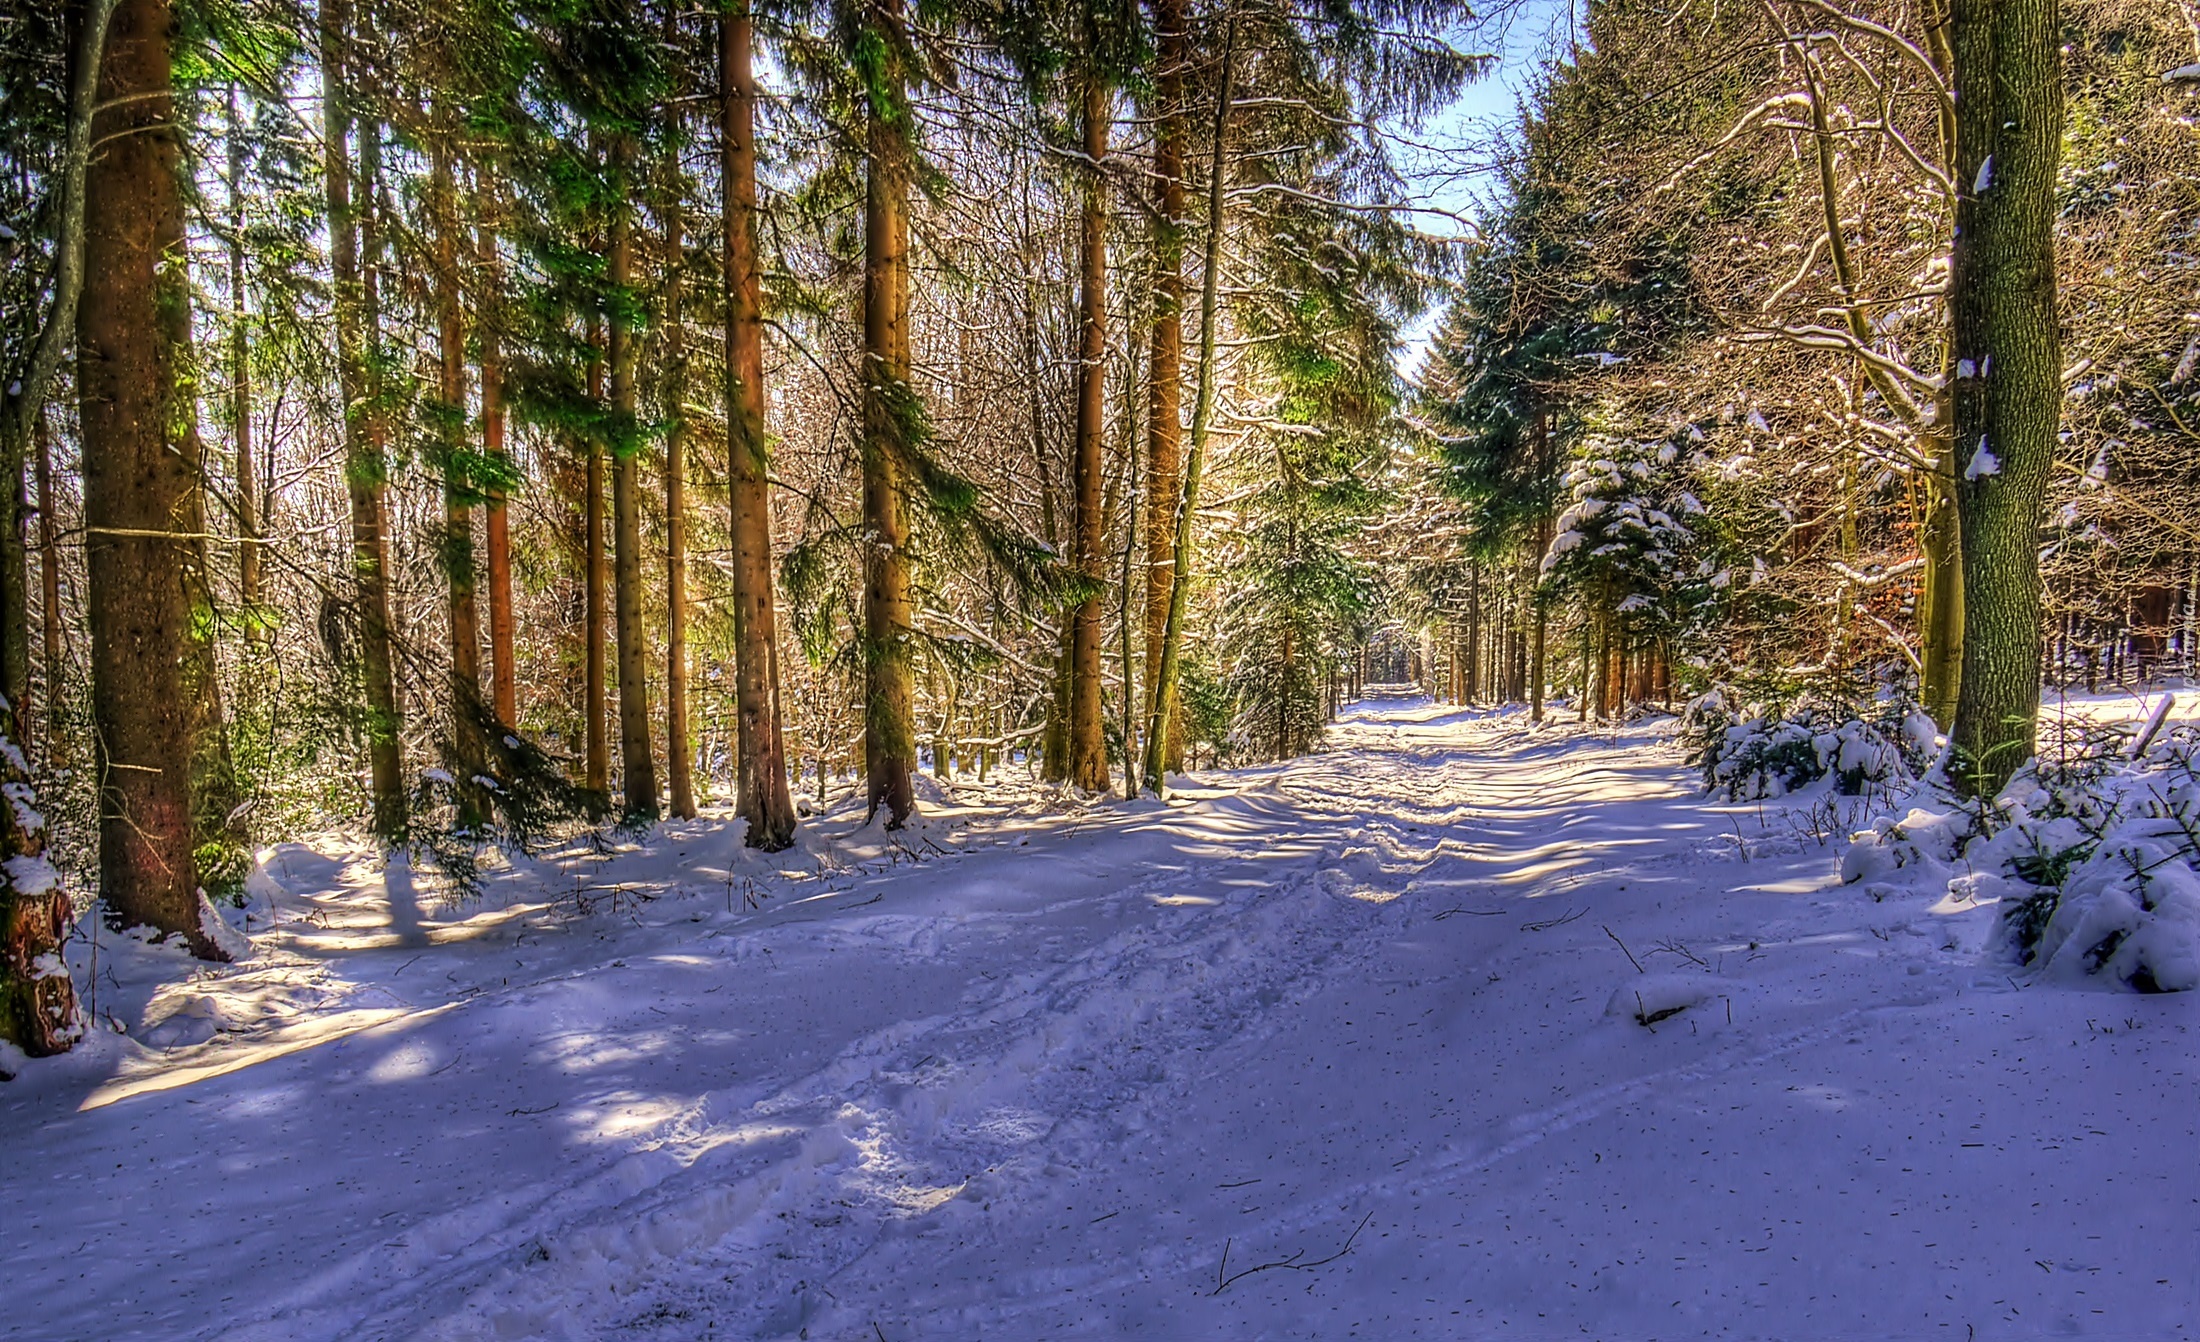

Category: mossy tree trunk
[861, 0, 918, 827]
[78, 0, 224, 957]
[1947, 0, 2062, 798]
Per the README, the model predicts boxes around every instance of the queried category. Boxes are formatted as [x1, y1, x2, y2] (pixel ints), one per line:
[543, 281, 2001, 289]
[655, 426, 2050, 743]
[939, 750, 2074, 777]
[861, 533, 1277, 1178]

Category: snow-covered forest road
[6, 696, 2195, 1341]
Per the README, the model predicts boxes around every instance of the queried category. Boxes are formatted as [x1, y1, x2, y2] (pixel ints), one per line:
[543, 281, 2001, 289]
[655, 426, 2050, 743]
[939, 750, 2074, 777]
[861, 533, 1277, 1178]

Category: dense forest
[4, 0, 2196, 1066]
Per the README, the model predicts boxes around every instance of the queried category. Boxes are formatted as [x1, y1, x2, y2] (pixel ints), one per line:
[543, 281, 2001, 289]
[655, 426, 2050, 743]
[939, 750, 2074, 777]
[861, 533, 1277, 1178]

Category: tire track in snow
[392, 748, 1460, 1339]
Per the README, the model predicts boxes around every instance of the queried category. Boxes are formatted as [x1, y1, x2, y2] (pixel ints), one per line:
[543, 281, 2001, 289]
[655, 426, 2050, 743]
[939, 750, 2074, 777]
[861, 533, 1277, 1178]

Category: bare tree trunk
[1464, 561, 1481, 704]
[607, 138, 657, 821]
[1143, 0, 1187, 772]
[1947, 0, 2062, 798]
[721, 4, 795, 845]
[584, 324, 609, 799]
[35, 414, 61, 763]
[480, 177, 517, 731]
[1142, 10, 1237, 798]
[226, 85, 261, 648]
[1067, 71, 1111, 794]
[321, 2, 404, 838]
[431, 135, 487, 829]
[862, 0, 918, 827]
[663, 99, 695, 822]
[78, 0, 224, 956]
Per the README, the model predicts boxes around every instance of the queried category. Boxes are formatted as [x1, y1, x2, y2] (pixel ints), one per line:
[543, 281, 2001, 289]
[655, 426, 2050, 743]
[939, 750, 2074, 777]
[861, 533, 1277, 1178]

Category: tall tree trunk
[1142, 12, 1237, 798]
[663, 107, 695, 822]
[480, 177, 517, 730]
[584, 324, 609, 798]
[321, 2, 404, 839]
[721, 5, 796, 845]
[78, 0, 223, 956]
[1143, 0, 1187, 772]
[861, 0, 918, 827]
[608, 139, 657, 821]
[1529, 529, 1549, 724]
[431, 136, 488, 828]
[226, 85, 261, 647]
[1464, 561, 1481, 704]
[1947, 0, 2062, 798]
[1066, 72, 1111, 794]
[35, 414, 61, 762]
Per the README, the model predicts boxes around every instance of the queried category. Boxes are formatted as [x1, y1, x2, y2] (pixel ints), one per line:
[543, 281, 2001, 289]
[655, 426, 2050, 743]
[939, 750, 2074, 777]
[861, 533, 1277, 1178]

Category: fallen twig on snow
[1520, 907, 1585, 932]
[1604, 925, 1646, 974]
[1211, 1211, 1374, 1296]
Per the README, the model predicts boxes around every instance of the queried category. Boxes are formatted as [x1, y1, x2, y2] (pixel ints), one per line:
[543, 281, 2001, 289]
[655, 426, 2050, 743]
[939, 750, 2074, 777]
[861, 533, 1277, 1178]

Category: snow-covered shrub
[1843, 721, 2200, 992]
[1539, 427, 1726, 652]
[1682, 687, 1936, 801]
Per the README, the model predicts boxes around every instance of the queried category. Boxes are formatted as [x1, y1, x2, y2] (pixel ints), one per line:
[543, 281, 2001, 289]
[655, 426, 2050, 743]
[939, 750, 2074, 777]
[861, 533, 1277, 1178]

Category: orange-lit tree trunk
[607, 137, 657, 820]
[722, 3, 796, 845]
[1142, 0, 1187, 773]
[1065, 71, 1111, 794]
[858, 0, 919, 827]
[1142, 13, 1236, 797]
[663, 83, 696, 821]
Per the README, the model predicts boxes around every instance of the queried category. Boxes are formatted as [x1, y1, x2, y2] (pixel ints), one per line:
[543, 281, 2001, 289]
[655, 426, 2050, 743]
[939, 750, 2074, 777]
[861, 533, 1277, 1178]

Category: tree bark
[608, 137, 657, 821]
[1142, 12, 1236, 797]
[320, 0, 404, 839]
[1143, 0, 1187, 772]
[480, 176, 517, 731]
[226, 86, 261, 647]
[1066, 71, 1111, 794]
[721, 5, 796, 845]
[861, 0, 918, 827]
[431, 135, 488, 829]
[1947, 0, 2062, 798]
[663, 95, 695, 822]
[78, 0, 223, 956]
[584, 324, 609, 798]
[35, 414, 62, 763]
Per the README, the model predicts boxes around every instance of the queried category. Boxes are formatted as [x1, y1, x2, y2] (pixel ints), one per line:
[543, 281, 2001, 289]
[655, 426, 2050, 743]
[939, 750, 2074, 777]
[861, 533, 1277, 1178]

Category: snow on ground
[4, 692, 2196, 1341]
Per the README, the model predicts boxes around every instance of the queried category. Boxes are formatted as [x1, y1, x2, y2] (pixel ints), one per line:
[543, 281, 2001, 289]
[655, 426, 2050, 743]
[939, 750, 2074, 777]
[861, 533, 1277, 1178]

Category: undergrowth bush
[1843, 717, 2200, 993]
[1681, 686, 1937, 802]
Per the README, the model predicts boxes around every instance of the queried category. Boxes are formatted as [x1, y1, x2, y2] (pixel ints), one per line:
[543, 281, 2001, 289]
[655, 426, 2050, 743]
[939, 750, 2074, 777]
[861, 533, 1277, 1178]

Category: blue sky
[1393, 0, 1575, 374]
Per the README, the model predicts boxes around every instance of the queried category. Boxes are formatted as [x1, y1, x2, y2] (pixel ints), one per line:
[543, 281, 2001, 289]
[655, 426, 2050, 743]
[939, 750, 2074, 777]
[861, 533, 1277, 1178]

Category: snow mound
[1843, 715, 2200, 992]
[197, 892, 255, 962]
